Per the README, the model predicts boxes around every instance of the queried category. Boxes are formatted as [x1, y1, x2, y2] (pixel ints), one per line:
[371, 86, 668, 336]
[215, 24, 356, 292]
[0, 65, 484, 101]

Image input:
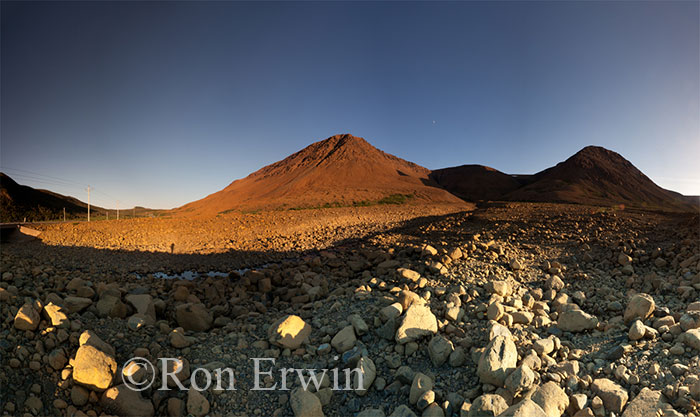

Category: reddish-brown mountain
[176, 134, 465, 215]
[504, 146, 694, 211]
[429, 165, 521, 202]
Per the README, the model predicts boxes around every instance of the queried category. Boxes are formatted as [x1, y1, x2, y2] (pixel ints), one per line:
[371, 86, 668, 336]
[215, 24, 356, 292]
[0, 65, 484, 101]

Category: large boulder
[268, 315, 312, 350]
[621, 388, 663, 417]
[72, 344, 117, 391]
[557, 309, 598, 332]
[43, 303, 70, 328]
[395, 304, 438, 344]
[428, 335, 454, 366]
[477, 335, 517, 387]
[353, 356, 376, 396]
[469, 394, 508, 417]
[63, 296, 93, 314]
[175, 303, 213, 332]
[681, 328, 700, 351]
[331, 325, 356, 353]
[290, 387, 324, 417]
[125, 294, 156, 323]
[409, 372, 434, 405]
[623, 293, 655, 324]
[591, 378, 628, 414]
[505, 364, 535, 396]
[14, 303, 40, 331]
[531, 381, 569, 417]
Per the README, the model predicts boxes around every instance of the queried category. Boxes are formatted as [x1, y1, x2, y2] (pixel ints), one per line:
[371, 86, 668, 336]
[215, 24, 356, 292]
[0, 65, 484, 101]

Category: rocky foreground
[1, 203, 699, 417]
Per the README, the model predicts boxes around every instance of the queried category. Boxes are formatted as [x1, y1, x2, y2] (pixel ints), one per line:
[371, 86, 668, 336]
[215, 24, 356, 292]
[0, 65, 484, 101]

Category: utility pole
[86, 185, 91, 222]
[116, 201, 119, 220]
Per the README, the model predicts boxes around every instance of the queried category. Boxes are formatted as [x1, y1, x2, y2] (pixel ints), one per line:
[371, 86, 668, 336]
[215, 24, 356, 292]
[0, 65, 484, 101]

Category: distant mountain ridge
[429, 165, 522, 202]
[0, 172, 98, 222]
[4, 136, 696, 220]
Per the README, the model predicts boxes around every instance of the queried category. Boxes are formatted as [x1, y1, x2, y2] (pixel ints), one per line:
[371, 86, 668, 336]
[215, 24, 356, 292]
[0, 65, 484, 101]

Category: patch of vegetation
[377, 193, 414, 205]
[287, 193, 414, 211]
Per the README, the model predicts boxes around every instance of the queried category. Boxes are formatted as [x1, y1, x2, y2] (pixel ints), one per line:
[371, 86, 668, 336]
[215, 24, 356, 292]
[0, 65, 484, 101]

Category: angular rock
[187, 388, 210, 417]
[353, 356, 376, 396]
[395, 304, 438, 344]
[531, 381, 569, 417]
[477, 335, 517, 387]
[348, 314, 369, 336]
[125, 294, 156, 322]
[73, 344, 117, 391]
[499, 399, 549, 417]
[268, 315, 312, 350]
[290, 387, 324, 417]
[682, 328, 700, 350]
[175, 303, 213, 332]
[63, 296, 93, 314]
[43, 303, 70, 328]
[409, 372, 434, 405]
[14, 303, 40, 331]
[557, 309, 598, 332]
[628, 320, 645, 341]
[591, 378, 628, 414]
[397, 268, 421, 282]
[505, 364, 535, 397]
[331, 325, 356, 353]
[380, 303, 403, 322]
[623, 294, 655, 324]
[485, 281, 511, 297]
[79, 330, 116, 356]
[101, 384, 154, 417]
[428, 335, 454, 366]
[621, 388, 663, 417]
[96, 294, 127, 318]
[469, 394, 507, 417]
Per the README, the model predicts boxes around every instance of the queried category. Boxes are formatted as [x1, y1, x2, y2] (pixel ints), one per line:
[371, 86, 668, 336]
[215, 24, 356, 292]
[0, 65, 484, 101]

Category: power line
[1, 167, 126, 211]
[1, 173, 85, 191]
[0, 166, 87, 187]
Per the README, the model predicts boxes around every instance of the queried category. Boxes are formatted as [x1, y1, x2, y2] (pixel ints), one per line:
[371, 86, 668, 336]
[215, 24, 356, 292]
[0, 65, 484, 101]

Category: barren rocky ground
[1, 202, 699, 417]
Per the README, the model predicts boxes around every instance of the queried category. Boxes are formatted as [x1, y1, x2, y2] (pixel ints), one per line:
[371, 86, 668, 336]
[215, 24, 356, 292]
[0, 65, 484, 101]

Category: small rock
[628, 320, 645, 341]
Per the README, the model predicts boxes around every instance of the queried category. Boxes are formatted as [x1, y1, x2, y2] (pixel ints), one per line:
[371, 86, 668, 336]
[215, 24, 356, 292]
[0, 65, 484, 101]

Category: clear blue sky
[1, 1, 698, 209]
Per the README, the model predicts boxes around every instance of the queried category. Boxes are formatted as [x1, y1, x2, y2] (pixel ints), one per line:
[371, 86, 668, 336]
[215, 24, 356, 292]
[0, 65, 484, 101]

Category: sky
[1, 1, 698, 209]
